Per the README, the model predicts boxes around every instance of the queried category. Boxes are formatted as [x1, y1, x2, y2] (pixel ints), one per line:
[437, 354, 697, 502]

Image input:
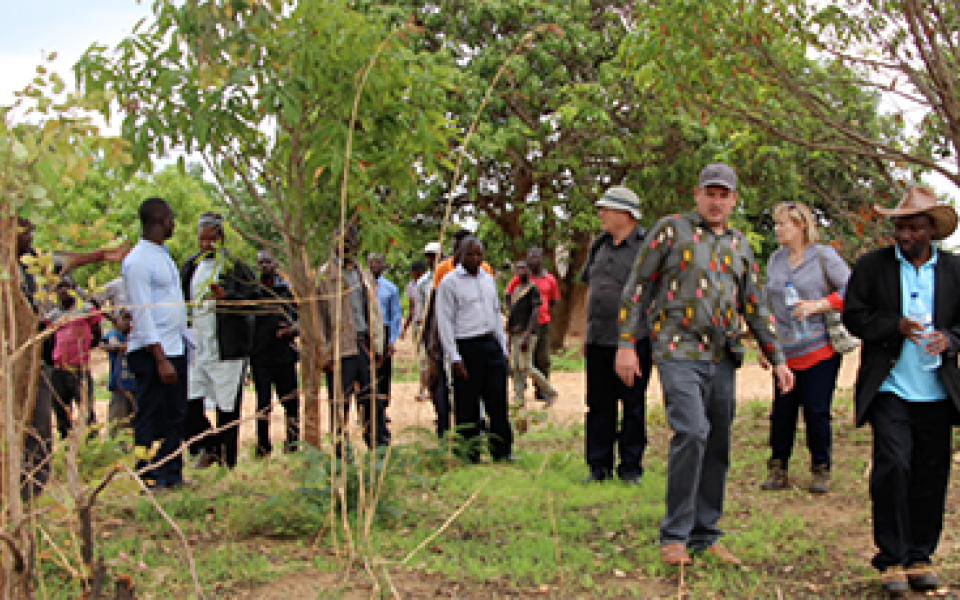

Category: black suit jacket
[181, 250, 258, 360]
[842, 245, 960, 426]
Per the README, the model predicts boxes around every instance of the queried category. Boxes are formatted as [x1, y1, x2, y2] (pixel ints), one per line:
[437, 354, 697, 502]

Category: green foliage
[1, 54, 129, 222]
[231, 446, 401, 538]
[31, 162, 249, 291]
[551, 345, 585, 373]
[620, 0, 943, 257]
[77, 0, 453, 267]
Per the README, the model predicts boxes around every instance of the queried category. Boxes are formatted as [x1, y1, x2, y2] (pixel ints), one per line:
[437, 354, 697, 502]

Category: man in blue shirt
[844, 186, 960, 596]
[122, 197, 191, 490]
[368, 253, 401, 412]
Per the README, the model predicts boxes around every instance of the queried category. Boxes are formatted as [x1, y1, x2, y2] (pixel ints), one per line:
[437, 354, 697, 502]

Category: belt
[458, 332, 496, 342]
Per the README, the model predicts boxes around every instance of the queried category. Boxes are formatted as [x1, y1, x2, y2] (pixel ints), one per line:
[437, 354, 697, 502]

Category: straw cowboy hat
[873, 186, 959, 241]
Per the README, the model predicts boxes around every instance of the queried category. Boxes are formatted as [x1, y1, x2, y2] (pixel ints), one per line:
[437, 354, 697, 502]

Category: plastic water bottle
[784, 282, 808, 338]
[907, 292, 941, 370]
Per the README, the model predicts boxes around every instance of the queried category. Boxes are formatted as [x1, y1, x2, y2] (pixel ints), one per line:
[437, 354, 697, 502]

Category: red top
[52, 310, 103, 368]
[507, 272, 560, 326]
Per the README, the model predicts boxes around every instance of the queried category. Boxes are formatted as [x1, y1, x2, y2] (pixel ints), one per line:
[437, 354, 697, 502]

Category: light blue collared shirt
[376, 275, 402, 345]
[879, 244, 948, 401]
[122, 239, 190, 357]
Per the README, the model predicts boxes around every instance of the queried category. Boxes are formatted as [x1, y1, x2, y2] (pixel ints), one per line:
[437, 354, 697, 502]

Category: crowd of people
[15, 162, 960, 596]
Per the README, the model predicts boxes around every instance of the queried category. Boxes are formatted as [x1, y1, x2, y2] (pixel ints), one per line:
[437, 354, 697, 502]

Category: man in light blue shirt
[436, 237, 512, 462]
[122, 198, 191, 490]
[369, 253, 401, 410]
[844, 186, 960, 595]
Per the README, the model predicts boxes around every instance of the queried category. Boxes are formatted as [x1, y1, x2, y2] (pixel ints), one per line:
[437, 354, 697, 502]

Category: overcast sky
[1, 1, 151, 107]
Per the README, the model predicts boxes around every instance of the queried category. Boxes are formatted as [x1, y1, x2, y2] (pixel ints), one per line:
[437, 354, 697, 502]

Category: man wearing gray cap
[579, 186, 652, 484]
[615, 164, 795, 567]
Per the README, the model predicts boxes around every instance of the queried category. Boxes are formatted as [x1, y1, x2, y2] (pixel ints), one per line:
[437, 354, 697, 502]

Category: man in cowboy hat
[843, 186, 960, 596]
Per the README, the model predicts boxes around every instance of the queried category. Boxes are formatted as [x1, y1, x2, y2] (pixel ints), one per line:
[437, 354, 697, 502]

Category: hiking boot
[809, 464, 831, 494]
[760, 459, 788, 491]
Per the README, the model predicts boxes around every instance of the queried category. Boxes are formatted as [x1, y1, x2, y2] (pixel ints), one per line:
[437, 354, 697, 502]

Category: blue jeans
[769, 353, 841, 469]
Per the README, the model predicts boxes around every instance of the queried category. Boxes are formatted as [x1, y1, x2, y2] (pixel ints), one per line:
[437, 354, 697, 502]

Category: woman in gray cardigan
[761, 201, 852, 494]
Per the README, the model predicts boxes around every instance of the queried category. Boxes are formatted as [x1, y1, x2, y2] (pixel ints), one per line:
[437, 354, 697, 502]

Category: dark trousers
[128, 351, 188, 487]
[184, 399, 212, 457]
[326, 341, 389, 450]
[533, 321, 551, 395]
[376, 325, 393, 408]
[184, 382, 244, 469]
[251, 359, 299, 455]
[585, 339, 652, 478]
[769, 353, 841, 469]
[50, 367, 96, 439]
[866, 393, 954, 571]
[22, 366, 54, 501]
[452, 336, 512, 461]
[432, 346, 452, 439]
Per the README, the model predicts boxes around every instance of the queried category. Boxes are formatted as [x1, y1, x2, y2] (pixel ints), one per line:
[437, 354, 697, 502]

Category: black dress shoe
[620, 472, 642, 484]
[906, 566, 939, 591]
[582, 471, 611, 483]
[880, 567, 909, 596]
[493, 454, 517, 463]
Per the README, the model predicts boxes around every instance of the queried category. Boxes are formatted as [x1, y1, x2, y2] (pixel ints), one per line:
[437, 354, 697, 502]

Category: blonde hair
[773, 201, 819, 245]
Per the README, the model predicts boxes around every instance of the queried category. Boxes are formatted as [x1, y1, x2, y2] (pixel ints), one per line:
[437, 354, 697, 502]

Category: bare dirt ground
[90, 336, 860, 446]
[93, 339, 858, 445]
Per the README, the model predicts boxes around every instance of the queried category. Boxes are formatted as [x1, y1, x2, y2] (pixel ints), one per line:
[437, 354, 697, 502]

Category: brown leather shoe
[661, 543, 692, 566]
[705, 544, 742, 565]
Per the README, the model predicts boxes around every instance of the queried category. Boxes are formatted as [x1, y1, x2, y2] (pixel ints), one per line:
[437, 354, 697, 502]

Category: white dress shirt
[436, 264, 508, 363]
[122, 239, 189, 357]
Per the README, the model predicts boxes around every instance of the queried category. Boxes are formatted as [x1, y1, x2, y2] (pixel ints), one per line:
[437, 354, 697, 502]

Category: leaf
[25, 184, 47, 200]
[11, 141, 29, 162]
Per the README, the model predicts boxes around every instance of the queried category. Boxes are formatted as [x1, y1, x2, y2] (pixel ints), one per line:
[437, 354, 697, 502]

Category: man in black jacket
[251, 250, 299, 456]
[182, 213, 258, 469]
[843, 187, 960, 596]
[580, 186, 651, 484]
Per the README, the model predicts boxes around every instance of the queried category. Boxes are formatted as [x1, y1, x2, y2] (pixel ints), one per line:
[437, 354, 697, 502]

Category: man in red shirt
[505, 247, 560, 404]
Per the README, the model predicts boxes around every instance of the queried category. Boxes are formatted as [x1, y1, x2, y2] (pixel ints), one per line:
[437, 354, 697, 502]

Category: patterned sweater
[617, 211, 786, 366]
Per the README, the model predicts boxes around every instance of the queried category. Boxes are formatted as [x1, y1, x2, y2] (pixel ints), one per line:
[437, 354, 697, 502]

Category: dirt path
[90, 337, 861, 449]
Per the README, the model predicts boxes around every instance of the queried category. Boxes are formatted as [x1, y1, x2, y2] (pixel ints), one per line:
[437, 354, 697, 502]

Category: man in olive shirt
[580, 186, 651, 484]
[615, 164, 794, 567]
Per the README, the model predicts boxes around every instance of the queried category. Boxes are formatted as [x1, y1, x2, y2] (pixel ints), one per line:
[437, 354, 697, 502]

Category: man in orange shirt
[432, 229, 494, 289]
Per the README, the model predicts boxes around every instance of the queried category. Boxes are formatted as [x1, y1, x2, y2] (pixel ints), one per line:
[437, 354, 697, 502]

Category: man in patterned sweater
[615, 163, 795, 567]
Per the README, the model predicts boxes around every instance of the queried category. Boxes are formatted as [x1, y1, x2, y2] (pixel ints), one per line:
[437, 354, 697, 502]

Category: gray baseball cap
[596, 186, 640, 220]
[698, 163, 737, 191]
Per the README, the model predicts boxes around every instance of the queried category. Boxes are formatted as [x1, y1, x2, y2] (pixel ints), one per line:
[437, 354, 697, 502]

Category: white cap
[423, 241, 441, 254]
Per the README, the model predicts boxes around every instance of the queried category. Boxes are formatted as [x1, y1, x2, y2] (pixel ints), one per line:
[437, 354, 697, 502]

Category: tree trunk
[1, 214, 40, 599]
[284, 246, 325, 449]
[549, 230, 592, 350]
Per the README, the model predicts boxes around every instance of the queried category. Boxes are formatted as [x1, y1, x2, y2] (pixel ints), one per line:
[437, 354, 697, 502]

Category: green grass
[30, 393, 960, 599]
